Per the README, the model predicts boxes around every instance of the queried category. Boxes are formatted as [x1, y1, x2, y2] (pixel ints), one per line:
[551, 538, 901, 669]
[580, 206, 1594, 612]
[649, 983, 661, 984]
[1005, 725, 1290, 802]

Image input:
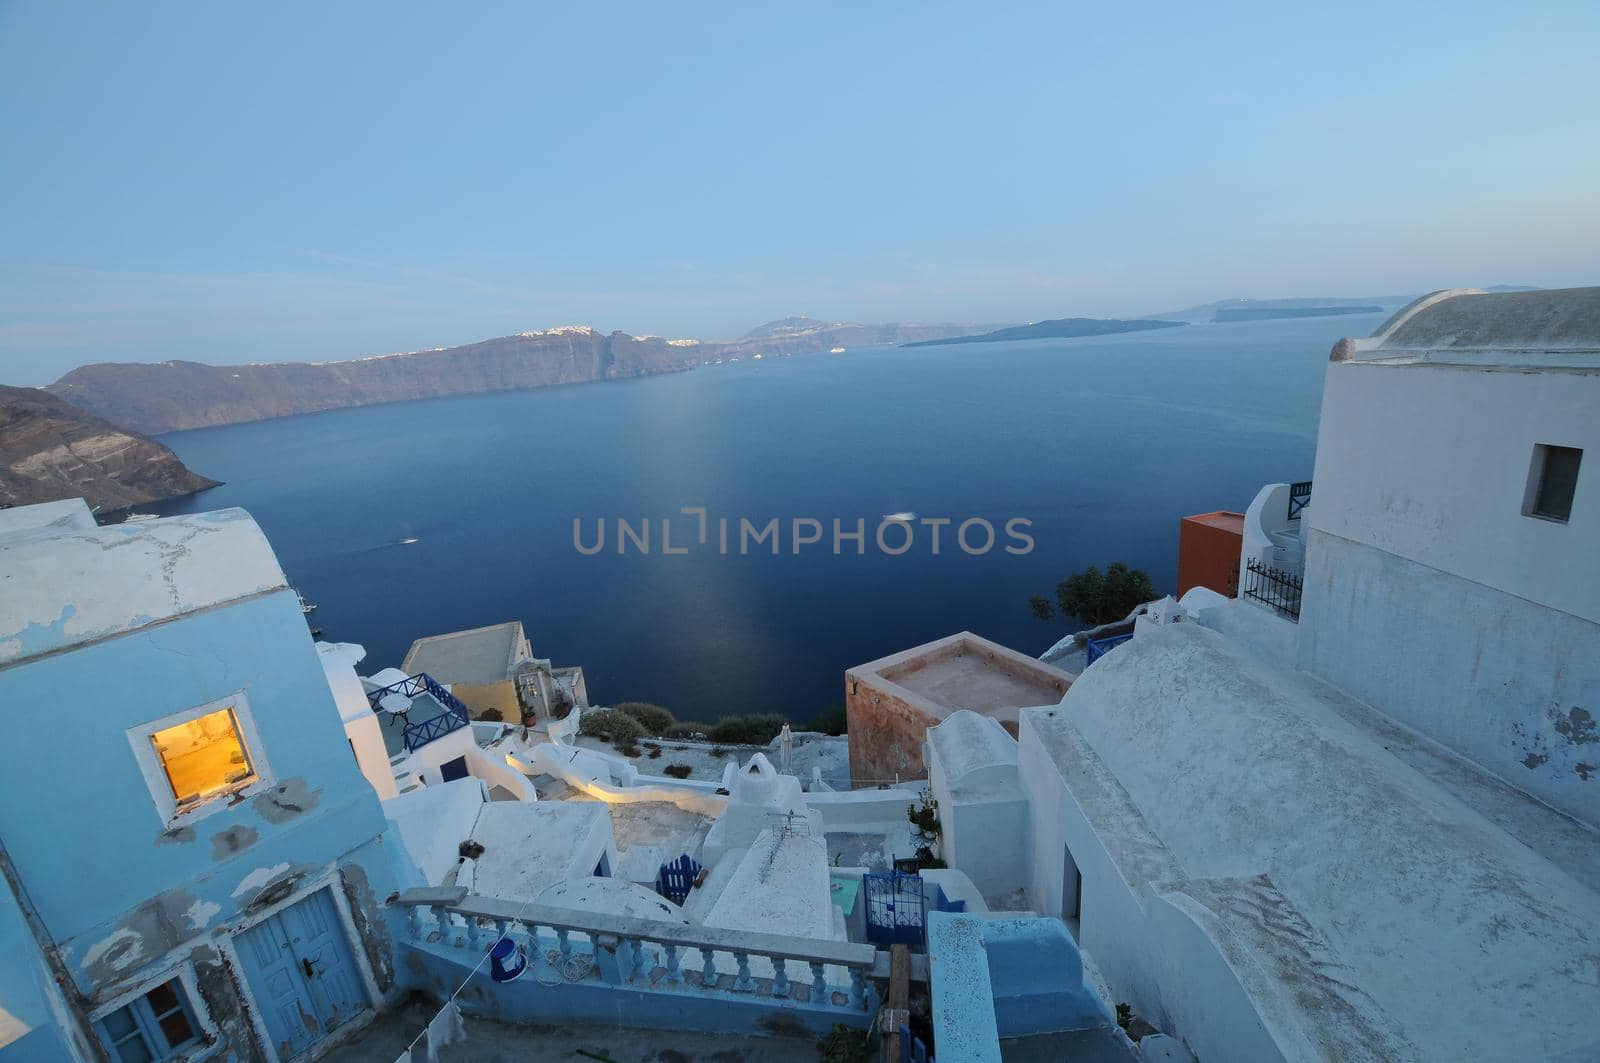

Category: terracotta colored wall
[1178, 517, 1244, 598]
[846, 676, 941, 786]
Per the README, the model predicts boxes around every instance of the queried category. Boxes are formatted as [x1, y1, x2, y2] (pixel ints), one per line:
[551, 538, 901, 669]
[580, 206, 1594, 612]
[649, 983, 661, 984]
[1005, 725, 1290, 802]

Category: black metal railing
[1287, 480, 1312, 521]
[1243, 558, 1303, 621]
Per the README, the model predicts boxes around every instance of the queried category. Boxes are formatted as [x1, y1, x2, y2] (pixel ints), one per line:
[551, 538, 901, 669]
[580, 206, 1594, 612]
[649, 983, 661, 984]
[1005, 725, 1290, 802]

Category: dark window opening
[96, 978, 200, 1062]
[1526, 444, 1582, 523]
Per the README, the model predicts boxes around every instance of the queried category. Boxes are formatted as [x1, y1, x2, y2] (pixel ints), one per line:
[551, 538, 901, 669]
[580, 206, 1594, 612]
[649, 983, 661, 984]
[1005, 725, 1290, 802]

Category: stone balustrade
[393, 887, 878, 1018]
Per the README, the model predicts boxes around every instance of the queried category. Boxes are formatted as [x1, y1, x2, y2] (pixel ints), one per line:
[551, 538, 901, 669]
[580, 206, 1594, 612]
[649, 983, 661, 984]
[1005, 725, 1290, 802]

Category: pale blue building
[0, 500, 403, 1062]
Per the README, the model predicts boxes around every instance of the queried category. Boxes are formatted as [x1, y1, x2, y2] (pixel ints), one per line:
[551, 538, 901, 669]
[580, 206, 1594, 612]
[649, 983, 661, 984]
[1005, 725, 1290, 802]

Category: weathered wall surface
[1300, 359, 1600, 826]
[846, 676, 939, 786]
[0, 588, 401, 1045]
[1299, 530, 1599, 826]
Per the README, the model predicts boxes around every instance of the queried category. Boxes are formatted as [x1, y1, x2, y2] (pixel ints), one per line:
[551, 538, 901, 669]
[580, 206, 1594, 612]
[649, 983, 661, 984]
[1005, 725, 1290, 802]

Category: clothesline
[395, 893, 538, 1062]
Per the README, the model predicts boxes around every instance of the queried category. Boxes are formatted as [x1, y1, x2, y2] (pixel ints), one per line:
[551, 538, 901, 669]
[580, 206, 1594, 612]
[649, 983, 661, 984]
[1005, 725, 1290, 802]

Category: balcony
[365, 672, 471, 753]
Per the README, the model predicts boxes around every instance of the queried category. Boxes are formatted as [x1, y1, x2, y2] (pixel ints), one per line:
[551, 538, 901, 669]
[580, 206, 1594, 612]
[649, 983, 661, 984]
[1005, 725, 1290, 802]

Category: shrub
[664, 721, 713, 740]
[710, 746, 729, 758]
[647, 746, 662, 759]
[615, 701, 676, 736]
[662, 763, 693, 779]
[616, 741, 640, 758]
[578, 709, 647, 746]
[476, 707, 504, 723]
[1030, 562, 1157, 627]
[811, 703, 847, 735]
[818, 1023, 874, 1063]
[709, 713, 787, 745]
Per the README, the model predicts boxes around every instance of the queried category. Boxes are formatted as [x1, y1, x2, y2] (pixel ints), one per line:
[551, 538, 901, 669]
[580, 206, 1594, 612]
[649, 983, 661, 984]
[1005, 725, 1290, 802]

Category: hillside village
[0, 287, 1596, 1062]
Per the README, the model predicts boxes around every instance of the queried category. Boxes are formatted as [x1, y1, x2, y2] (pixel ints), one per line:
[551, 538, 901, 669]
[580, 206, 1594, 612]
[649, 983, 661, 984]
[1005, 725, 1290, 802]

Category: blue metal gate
[656, 854, 702, 905]
[863, 871, 924, 946]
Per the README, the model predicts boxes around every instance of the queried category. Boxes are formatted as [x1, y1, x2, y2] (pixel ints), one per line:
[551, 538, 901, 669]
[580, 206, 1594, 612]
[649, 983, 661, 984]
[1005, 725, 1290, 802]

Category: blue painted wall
[0, 881, 91, 1061]
[0, 588, 397, 999]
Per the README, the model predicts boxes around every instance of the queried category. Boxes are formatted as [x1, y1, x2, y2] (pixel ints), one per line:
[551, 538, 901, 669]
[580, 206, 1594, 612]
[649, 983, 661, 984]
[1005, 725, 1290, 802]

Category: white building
[1299, 287, 1599, 824]
[930, 287, 1600, 1061]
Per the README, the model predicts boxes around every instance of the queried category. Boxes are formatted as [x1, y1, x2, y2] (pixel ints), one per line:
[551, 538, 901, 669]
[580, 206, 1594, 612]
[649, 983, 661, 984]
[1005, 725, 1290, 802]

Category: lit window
[96, 979, 200, 1062]
[150, 707, 255, 807]
[1525, 444, 1582, 523]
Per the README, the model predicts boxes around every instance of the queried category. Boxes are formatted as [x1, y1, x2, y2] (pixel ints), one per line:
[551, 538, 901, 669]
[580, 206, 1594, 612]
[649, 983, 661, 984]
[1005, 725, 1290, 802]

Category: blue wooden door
[281, 889, 366, 1035]
[236, 889, 366, 1058]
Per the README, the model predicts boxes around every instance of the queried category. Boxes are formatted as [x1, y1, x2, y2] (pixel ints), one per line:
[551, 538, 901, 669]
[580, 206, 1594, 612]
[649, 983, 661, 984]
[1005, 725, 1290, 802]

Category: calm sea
[150, 312, 1386, 724]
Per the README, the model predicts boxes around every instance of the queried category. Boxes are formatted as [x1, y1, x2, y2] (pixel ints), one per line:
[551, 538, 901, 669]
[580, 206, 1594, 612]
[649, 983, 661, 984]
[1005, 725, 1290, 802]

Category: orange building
[1177, 511, 1245, 598]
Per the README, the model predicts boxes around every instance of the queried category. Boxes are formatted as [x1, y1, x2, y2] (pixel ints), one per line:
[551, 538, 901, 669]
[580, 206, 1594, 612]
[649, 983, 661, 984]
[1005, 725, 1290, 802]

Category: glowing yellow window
[149, 707, 256, 807]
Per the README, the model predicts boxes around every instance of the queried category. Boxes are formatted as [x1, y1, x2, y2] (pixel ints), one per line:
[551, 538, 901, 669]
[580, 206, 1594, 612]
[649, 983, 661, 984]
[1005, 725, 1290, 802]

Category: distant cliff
[47, 327, 702, 436]
[1213, 306, 1383, 323]
[900, 317, 1185, 348]
[0, 385, 219, 512]
[717, 318, 1004, 357]
[43, 319, 1002, 435]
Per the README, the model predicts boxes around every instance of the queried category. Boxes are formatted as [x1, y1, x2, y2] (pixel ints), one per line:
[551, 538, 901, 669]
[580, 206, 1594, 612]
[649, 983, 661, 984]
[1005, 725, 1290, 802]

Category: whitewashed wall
[1301, 360, 1600, 826]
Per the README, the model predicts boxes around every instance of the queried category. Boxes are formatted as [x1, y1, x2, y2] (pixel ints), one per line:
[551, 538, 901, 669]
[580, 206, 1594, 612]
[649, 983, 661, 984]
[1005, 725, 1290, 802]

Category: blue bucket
[489, 938, 525, 983]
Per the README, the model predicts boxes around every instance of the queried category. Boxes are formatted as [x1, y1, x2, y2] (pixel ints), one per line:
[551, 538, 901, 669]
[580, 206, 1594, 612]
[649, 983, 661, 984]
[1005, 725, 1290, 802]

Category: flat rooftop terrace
[859, 632, 1072, 719]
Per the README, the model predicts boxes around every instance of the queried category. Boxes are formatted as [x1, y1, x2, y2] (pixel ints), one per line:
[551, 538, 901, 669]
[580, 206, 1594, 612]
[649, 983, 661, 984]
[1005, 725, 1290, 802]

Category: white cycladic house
[320, 642, 400, 801]
[1299, 287, 1600, 825]
[924, 711, 1029, 907]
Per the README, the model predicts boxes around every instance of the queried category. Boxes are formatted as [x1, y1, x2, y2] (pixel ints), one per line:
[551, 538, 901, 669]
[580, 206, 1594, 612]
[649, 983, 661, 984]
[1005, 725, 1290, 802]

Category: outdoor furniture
[378, 692, 413, 729]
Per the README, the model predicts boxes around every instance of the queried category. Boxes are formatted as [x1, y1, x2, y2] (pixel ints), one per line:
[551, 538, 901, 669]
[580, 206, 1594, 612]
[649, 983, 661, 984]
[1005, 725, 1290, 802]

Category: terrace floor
[375, 691, 457, 758]
[886, 652, 1066, 714]
[323, 1001, 823, 1062]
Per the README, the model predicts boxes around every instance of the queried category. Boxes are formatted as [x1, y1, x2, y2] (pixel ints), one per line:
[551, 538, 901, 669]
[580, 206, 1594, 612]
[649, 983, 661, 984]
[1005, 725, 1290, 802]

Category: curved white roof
[1037, 622, 1600, 1060]
[0, 506, 287, 666]
[1336, 286, 1600, 366]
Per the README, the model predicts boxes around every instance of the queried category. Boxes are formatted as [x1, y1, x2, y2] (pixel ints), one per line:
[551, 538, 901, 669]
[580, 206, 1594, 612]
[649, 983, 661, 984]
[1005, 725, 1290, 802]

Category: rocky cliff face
[47, 326, 701, 436]
[0, 385, 220, 513]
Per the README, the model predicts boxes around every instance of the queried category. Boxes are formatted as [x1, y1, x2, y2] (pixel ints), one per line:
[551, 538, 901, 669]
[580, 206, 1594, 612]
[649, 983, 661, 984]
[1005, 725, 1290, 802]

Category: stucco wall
[1301, 358, 1600, 826]
[0, 589, 400, 1010]
[1017, 711, 1282, 1062]
[1299, 530, 1599, 826]
[846, 677, 940, 785]
[449, 679, 521, 722]
[1309, 361, 1599, 622]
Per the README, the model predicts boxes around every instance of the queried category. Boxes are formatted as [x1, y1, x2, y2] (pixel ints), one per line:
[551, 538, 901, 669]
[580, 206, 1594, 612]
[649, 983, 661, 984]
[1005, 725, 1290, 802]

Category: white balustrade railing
[394, 887, 876, 1013]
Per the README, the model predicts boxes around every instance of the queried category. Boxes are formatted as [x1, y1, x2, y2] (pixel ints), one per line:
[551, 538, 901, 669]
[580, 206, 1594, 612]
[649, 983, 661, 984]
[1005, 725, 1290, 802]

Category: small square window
[150, 707, 255, 807]
[130, 693, 272, 826]
[1525, 444, 1582, 523]
[95, 979, 200, 1062]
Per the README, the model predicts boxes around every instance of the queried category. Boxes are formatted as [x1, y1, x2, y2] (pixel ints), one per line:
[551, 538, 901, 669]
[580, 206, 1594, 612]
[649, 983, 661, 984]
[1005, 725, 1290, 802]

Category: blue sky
[2, 1, 1597, 384]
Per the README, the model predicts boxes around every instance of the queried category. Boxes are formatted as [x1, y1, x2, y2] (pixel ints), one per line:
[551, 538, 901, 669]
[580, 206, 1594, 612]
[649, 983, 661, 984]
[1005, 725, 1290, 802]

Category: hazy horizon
[3, 2, 1597, 386]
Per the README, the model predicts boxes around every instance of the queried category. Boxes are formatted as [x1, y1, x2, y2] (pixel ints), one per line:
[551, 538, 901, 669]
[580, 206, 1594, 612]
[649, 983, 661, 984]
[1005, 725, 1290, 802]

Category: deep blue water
[150, 312, 1386, 723]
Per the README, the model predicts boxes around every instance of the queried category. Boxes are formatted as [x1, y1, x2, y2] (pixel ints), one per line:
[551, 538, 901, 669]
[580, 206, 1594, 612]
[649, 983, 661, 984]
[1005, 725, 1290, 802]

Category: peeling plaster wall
[1298, 530, 1599, 826]
[0, 589, 402, 1015]
[0, 876, 92, 1061]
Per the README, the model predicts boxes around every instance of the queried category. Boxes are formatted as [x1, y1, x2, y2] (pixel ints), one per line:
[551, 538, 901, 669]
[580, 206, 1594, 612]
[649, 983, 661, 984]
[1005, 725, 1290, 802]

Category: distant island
[1213, 306, 1383, 323]
[0, 384, 219, 513]
[900, 317, 1186, 348]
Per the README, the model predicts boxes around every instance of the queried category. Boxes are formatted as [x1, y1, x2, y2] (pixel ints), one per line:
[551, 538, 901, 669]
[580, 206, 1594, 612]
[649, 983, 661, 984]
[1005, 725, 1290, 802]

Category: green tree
[1030, 562, 1156, 627]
